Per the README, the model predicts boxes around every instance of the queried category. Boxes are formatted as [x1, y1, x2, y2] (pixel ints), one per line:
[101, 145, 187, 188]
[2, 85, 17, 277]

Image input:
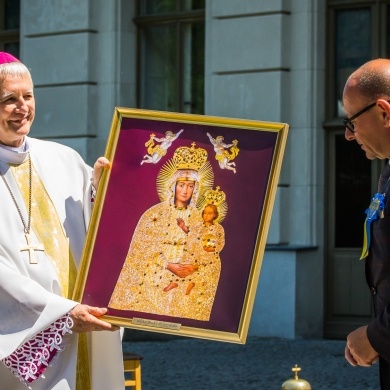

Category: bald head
[342, 59, 390, 160]
[345, 59, 390, 103]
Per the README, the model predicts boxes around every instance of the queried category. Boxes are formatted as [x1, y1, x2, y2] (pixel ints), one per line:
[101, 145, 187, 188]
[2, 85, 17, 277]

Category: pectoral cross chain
[21, 232, 44, 264]
[1, 155, 45, 265]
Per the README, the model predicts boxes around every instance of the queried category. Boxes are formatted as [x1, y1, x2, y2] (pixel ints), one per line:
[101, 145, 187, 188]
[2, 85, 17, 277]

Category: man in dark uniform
[343, 58, 390, 389]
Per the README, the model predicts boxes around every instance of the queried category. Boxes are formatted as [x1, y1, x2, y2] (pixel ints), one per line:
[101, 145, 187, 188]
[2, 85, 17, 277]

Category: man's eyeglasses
[343, 102, 377, 133]
[343, 100, 390, 133]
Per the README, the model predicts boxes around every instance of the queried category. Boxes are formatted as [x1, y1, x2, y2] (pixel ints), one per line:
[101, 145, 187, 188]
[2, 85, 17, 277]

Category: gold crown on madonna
[204, 186, 226, 206]
[173, 142, 208, 171]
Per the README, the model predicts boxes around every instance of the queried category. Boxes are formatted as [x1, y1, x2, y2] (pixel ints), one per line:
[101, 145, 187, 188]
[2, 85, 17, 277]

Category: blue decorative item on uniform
[360, 192, 385, 259]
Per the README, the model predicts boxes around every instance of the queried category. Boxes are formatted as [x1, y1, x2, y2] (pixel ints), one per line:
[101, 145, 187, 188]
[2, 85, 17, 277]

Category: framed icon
[74, 108, 289, 344]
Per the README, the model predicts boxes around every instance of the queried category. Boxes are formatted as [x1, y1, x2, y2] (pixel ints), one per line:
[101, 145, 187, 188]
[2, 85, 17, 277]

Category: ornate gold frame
[74, 108, 289, 344]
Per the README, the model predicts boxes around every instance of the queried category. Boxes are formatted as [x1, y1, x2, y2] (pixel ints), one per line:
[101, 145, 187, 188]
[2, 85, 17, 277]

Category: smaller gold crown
[173, 142, 208, 171]
[204, 186, 226, 206]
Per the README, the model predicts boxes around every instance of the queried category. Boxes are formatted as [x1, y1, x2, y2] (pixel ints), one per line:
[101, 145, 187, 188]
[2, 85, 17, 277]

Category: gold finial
[292, 365, 301, 380]
[281, 364, 311, 390]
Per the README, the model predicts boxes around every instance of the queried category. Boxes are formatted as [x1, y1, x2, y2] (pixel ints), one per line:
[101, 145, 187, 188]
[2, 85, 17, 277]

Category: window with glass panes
[324, 0, 390, 339]
[326, 0, 390, 249]
[135, 0, 205, 114]
[0, 0, 20, 58]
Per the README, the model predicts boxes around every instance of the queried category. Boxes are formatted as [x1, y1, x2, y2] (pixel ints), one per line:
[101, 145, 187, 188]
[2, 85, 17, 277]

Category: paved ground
[122, 335, 380, 389]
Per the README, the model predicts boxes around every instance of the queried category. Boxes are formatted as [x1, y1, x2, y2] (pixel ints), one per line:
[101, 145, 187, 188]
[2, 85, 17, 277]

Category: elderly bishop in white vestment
[0, 137, 124, 390]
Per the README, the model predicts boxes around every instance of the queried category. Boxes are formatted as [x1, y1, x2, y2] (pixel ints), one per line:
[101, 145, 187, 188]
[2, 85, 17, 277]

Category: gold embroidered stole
[10, 159, 91, 390]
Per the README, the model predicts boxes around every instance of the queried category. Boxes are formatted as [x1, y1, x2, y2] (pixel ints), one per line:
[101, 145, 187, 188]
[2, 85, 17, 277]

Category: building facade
[6, 0, 387, 339]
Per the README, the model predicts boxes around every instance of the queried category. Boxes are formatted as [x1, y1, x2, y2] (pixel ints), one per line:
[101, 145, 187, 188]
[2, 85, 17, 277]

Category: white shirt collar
[0, 137, 31, 164]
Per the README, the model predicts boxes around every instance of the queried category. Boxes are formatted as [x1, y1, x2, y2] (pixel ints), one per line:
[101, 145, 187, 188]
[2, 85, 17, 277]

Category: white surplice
[0, 137, 124, 390]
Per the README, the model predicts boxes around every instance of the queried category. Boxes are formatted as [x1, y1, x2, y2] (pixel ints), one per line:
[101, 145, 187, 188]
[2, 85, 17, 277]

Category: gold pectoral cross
[21, 232, 45, 264]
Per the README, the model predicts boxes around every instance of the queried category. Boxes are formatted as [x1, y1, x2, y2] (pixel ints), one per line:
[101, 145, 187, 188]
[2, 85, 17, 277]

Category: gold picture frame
[74, 108, 289, 344]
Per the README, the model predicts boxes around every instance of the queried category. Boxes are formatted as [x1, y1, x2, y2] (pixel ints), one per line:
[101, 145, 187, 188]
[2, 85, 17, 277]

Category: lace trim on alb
[1, 313, 73, 387]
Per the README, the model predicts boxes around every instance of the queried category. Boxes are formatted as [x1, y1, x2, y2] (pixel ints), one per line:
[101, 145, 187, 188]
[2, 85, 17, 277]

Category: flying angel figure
[206, 132, 239, 173]
[141, 129, 184, 165]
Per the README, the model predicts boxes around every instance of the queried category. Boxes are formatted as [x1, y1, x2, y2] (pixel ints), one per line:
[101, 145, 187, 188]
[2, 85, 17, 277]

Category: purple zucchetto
[0, 52, 20, 65]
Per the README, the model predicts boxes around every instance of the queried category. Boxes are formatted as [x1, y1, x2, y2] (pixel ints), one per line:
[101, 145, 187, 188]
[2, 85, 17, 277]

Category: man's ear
[377, 99, 390, 127]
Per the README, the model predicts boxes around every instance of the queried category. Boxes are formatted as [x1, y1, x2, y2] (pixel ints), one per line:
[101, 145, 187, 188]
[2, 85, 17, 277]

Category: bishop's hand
[69, 304, 119, 333]
[92, 157, 110, 189]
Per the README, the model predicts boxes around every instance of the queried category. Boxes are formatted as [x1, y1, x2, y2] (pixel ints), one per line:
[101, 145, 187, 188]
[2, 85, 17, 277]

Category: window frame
[0, 0, 20, 55]
[134, 1, 205, 113]
[325, 0, 390, 125]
